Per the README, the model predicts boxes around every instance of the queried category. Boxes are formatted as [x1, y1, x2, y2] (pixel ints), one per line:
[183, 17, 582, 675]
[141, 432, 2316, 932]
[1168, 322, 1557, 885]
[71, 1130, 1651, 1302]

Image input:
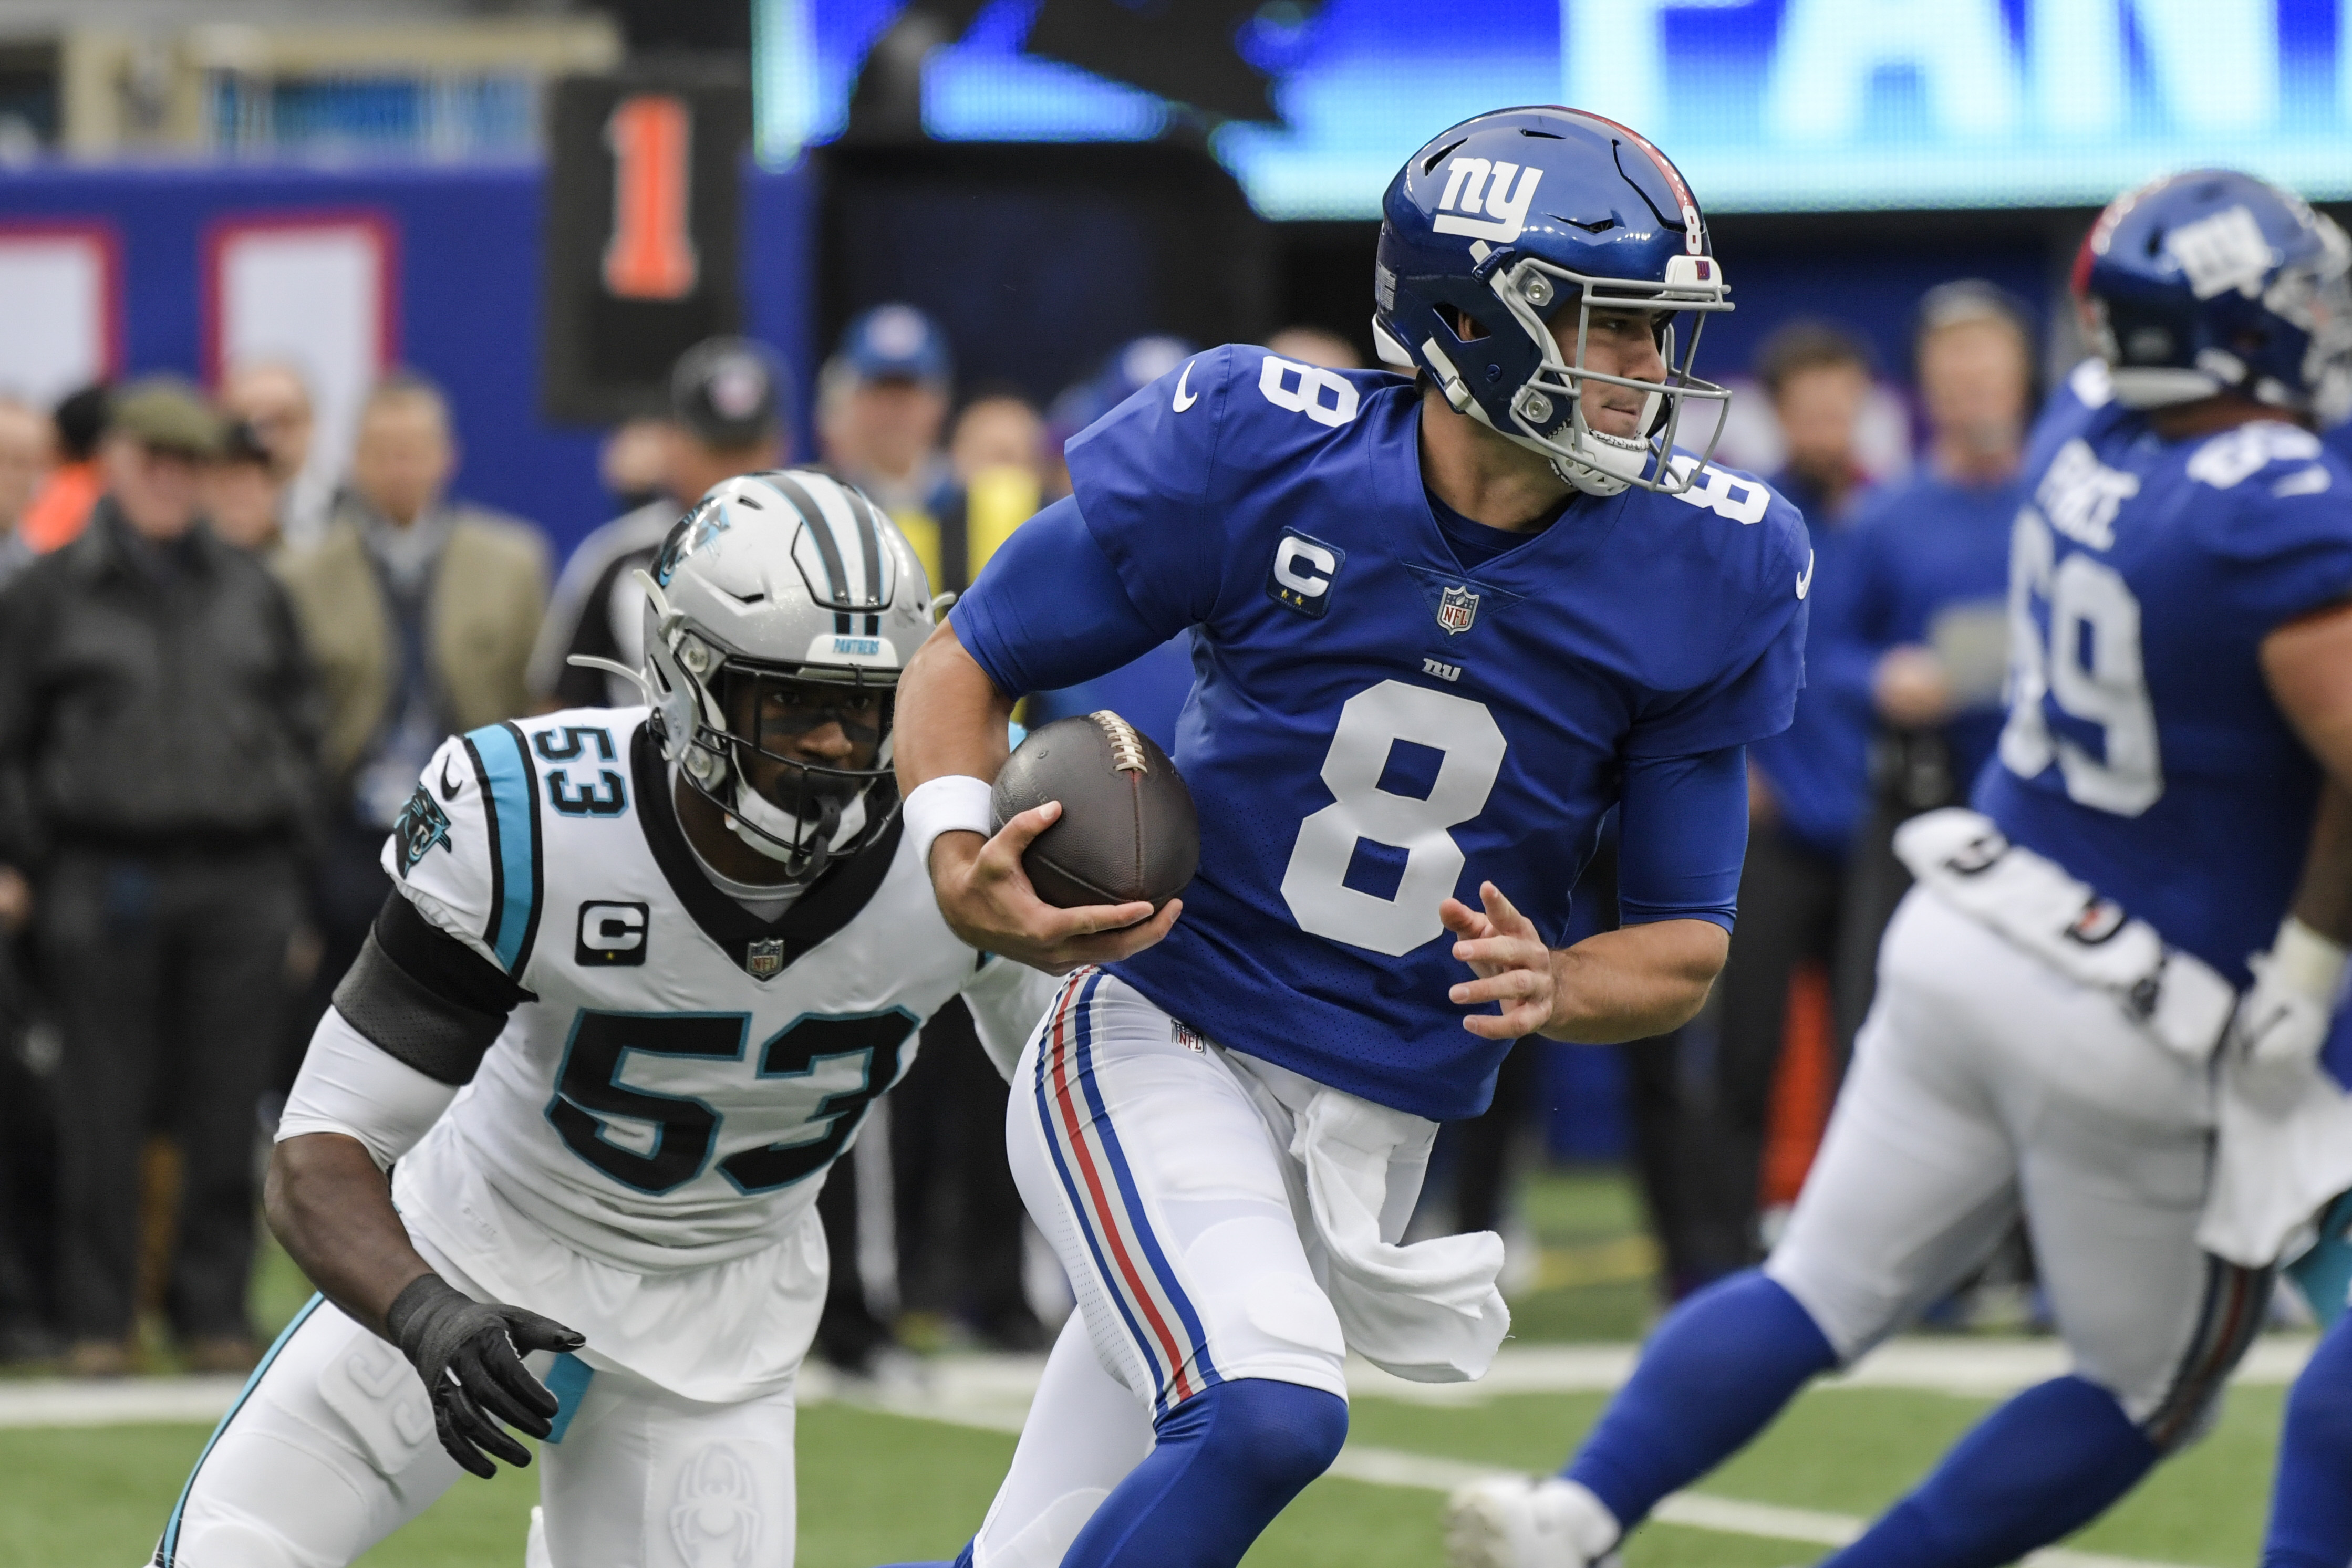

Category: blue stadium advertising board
[757, 0, 2352, 215]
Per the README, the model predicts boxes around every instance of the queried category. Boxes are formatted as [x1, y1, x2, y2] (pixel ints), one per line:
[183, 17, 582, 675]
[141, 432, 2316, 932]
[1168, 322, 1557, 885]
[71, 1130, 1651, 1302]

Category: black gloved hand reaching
[384, 1272, 587, 1478]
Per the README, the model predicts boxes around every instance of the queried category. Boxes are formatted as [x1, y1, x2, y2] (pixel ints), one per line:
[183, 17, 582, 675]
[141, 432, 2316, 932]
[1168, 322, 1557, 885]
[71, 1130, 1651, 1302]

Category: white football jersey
[381, 705, 1050, 1279]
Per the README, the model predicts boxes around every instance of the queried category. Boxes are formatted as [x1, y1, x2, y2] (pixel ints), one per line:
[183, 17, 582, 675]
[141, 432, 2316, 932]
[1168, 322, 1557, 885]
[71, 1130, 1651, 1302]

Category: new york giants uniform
[1765, 357, 2352, 1428]
[961, 345, 1809, 1119]
[160, 707, 1055, 1568]
[944, 344, 1807, 1567]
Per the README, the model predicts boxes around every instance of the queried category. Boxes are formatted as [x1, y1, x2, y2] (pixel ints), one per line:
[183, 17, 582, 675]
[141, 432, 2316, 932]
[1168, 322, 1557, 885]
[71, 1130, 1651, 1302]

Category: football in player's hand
[991, 712, 1199, 911]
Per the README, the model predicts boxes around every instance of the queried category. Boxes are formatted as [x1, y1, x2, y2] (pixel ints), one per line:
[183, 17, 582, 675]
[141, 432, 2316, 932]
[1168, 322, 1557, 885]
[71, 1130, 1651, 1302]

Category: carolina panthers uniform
[938, 341, 1807, 1568]
[159, 707, 1055, 1568]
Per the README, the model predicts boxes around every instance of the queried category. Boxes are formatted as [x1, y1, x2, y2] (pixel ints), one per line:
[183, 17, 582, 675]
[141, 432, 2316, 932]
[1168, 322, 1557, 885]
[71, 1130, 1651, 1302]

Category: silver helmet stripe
[768, 471, 854, 609]
[846, 490, 888, 608]
[768, 471, 893, 621]
[807, 476, 885, 607]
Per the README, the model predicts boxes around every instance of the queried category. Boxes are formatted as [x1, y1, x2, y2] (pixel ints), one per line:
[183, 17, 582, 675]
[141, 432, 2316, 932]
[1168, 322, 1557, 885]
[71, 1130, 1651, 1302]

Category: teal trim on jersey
[2290, 1190, 2352, 1330]
[542, 1351, 595, 1443]
[156, 1293, 326, 1565]
[469, 722, 543, 974]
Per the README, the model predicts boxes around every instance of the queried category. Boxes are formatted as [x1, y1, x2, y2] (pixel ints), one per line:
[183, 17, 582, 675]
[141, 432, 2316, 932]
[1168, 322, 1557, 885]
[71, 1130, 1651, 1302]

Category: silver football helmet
[596, 469, 935, 879]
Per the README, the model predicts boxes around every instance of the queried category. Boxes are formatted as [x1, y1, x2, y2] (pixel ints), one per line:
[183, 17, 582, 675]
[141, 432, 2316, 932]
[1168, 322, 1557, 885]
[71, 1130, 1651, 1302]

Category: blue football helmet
[2075, 169, 2352, 424]
[1374, 106, 1732, 496]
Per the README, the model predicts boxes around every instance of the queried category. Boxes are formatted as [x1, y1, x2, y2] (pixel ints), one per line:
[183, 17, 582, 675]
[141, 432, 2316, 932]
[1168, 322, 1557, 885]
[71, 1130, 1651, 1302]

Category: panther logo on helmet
[613, 470, 937, 881]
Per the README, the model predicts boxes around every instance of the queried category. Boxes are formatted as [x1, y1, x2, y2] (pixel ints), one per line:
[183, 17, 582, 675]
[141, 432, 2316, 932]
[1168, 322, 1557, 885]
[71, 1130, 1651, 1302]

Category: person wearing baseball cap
[0, 373, 319, 1375]
[818, 304, 958, 578]
[529, 336, 793, 710]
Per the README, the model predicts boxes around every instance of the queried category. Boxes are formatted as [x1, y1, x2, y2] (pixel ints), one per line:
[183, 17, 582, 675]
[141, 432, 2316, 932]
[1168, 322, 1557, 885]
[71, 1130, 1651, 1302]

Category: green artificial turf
[1, 1380, 2281, 1568]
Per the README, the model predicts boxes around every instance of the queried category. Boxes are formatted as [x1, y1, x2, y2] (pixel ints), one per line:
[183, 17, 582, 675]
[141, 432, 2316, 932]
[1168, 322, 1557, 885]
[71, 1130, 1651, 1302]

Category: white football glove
[2227, 916, 2347, 1090]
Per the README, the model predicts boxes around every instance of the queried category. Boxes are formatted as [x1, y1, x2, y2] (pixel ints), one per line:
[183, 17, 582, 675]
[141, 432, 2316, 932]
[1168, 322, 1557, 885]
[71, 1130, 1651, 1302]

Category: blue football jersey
[1976, 359, 2352, 985]
[963, 346, 1809, 1119]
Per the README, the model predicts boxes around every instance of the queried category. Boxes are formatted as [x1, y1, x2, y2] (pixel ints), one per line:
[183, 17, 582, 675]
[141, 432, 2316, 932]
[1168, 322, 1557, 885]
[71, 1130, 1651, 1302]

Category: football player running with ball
[153, 474, 1057, 1568]
[1449, 171, 2352, 1568]
[889, 107, 1810, 1568]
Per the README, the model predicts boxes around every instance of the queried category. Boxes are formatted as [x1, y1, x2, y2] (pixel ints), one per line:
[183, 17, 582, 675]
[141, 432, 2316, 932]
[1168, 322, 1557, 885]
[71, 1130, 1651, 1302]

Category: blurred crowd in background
[0, 273, 2058, 1378]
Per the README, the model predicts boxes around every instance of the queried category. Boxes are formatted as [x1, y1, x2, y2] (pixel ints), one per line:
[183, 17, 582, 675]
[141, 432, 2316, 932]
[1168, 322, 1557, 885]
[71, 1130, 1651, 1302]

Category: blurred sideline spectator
[20, 383, 108, 554]
[0, 379, 319, 1376]
[220, 362, 333, 548]
[1829, 281, 2036, 1038]
[935, 387, 1048, 610]
[0, 397, 48, 587]
[0, 394, 50, 1361]
[598, 416, 675, 515]
[1265, 324, 1364, 370]
[821, 305, 959, 579]
[950, 389, 1045, 484]
[533, 338, 790, 710]
[201, 422, 289, 556]
[275, 373, 547, 1099]
[1674, 322, 1883, 1288]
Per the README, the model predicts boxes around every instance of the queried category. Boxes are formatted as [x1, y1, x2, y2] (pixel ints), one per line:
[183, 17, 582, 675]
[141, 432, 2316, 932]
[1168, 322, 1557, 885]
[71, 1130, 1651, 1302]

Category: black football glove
[384, 1272, 586, 1479]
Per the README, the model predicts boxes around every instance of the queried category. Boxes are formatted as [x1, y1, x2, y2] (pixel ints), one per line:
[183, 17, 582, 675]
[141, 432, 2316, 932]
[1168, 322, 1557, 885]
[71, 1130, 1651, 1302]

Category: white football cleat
[1445, 1474, 1621, 1568]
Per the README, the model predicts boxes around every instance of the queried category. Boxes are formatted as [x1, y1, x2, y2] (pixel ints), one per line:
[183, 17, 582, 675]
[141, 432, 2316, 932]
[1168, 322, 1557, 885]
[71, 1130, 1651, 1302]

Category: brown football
[990, 711, 1200, 910]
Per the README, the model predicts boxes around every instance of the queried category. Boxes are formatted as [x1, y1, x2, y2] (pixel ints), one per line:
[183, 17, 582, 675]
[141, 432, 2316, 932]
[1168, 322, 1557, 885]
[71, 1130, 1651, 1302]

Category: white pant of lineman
[968, 967, 1441, 1568]
[156, 1239, 796, 1568]
[1765, 885, 2266, 1441]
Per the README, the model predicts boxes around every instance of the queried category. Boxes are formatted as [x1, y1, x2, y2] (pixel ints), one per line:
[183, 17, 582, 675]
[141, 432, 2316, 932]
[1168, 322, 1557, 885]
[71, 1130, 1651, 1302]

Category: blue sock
[1564, 1270, 1836, 1525]
[1058, 1378, 1348, 1568]
[2267, 1310, 2352, 1568]
[1826, 1376, 2156, 1568]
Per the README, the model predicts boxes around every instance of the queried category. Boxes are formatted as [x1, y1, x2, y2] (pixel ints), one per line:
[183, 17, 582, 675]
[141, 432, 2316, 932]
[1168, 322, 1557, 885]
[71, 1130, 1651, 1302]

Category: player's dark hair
[1754, 321, 1874, 401]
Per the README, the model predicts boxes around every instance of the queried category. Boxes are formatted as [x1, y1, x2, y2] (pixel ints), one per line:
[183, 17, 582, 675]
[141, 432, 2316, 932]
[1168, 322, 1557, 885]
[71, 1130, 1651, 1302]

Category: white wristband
[904, 774, 996, 877]
[2268, 915, 2349, 1006]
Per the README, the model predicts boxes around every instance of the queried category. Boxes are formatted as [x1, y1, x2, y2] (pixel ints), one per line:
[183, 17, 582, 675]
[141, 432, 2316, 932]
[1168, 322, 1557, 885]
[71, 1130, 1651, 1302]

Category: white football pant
[156, 1274, 796, 1568]
[971, 966, 1439, 1567]
[1766, 886, 2266, 1439]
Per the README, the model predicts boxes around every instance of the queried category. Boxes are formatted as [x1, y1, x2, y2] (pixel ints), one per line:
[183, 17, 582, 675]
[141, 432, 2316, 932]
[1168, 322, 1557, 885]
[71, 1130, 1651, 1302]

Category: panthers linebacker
[888, 107, 1809, 1568]
[1450, 171, 2352, 1568]
[153, 473, 1055, 1568]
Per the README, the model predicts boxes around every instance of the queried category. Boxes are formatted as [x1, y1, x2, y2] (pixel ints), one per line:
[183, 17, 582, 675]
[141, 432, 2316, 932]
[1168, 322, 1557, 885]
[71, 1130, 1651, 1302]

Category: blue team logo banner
[761, 1, 2351, 215]
[1267, 527, 1346, 619]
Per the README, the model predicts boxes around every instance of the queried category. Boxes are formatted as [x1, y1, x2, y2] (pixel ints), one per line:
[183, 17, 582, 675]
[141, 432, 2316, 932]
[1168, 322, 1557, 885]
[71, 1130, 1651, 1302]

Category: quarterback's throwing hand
[384, 1274, 586, 1479]
[1443, 881, 1556, 1039]
[931, 802, 1182, 973]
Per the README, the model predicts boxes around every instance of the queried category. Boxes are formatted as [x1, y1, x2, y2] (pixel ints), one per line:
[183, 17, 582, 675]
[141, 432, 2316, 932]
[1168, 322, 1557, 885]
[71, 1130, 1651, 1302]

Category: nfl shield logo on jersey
[1437, 585, 1479, 635]
[744, 938, 785, 980]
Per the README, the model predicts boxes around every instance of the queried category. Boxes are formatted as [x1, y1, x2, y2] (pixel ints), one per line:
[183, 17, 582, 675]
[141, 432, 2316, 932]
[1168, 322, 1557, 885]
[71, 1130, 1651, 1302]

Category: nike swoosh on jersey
[440, 755, 464, 801]
[1795, 549, 1815, 600]
[1172, 360, 1198, 412]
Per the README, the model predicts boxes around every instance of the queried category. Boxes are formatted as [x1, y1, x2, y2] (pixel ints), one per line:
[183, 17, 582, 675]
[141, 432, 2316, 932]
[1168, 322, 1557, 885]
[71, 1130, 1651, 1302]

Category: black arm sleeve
[330, 894, 534, 1086]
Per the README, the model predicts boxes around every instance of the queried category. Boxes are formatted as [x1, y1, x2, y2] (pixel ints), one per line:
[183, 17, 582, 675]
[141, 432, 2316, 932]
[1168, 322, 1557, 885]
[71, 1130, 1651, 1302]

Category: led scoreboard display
[757, 0, 2351, 216]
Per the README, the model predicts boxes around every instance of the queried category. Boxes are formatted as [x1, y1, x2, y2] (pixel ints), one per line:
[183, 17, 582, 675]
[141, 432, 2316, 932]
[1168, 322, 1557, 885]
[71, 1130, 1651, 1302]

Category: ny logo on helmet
[1434, 158, 1543, 244]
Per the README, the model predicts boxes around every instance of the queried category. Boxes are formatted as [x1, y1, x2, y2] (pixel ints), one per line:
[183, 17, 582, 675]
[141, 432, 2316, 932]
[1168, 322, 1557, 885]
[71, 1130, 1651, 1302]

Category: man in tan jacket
[275, 373, 547, 1084]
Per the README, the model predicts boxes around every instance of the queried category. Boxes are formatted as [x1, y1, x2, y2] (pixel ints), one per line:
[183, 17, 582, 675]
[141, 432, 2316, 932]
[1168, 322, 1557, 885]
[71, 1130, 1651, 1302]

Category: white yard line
[0, 1375, 248, 1429]
[0, 1333, 2314, 1429]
